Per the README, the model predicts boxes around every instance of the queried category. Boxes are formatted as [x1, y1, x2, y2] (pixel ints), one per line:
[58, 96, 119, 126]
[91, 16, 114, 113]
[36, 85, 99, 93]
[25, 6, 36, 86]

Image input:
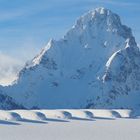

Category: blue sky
[0, 0, 140, 85]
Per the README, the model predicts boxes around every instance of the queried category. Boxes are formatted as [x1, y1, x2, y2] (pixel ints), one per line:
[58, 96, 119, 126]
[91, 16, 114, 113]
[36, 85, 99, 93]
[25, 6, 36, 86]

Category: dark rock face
[0, 90, 24, 110]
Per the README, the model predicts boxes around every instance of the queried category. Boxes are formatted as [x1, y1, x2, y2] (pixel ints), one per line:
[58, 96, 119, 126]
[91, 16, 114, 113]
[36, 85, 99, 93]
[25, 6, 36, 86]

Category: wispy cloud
[0, 52, 23, 85]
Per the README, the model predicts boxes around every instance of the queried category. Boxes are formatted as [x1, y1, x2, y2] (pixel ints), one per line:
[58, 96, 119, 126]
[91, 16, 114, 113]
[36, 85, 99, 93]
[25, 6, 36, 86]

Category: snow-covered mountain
[1, 7, 140, 109]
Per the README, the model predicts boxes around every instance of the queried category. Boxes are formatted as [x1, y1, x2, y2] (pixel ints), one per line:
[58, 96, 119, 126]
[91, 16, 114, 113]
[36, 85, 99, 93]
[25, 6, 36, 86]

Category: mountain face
[2, 7, 140, 109]
[0, 90, 24, 109]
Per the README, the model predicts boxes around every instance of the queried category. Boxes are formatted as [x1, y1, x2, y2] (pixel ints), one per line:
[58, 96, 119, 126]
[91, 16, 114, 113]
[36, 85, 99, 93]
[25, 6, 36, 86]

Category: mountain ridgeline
[1, 7, 140, 109]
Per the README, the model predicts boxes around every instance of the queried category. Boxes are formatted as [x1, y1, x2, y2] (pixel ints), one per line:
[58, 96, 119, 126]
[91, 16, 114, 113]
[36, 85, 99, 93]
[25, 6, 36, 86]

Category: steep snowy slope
[0, 90, 24, 109]
[2, 7, 140, 109]
[95, 38, 140, 109]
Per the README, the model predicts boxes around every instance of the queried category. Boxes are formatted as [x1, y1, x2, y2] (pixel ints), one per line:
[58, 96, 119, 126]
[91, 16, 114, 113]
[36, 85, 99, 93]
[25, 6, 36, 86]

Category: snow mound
[13, 110, 46, 121]
[67, 110, 94, 119]
[0, 110, 21, 121]
[89, 109, 121, 118]
[40, 110, 72, 119]
[113, 109, 133, 118]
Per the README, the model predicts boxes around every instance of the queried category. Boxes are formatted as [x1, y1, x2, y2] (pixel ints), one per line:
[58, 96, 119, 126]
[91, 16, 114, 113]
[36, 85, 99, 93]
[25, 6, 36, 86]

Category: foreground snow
[1, 118, 140, 140]
[0, 109, 140, 140]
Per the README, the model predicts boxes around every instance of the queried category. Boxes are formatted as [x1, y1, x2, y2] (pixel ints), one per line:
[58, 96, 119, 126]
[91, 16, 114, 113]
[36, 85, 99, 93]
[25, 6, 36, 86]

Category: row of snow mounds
[39, 110, 72, 119]
[87, 109, 134, 118]
[64, 109, 134, 119]
[0, 109, 137, 121]
[14, 110, 46, 121]
[64, 110, 94, 119]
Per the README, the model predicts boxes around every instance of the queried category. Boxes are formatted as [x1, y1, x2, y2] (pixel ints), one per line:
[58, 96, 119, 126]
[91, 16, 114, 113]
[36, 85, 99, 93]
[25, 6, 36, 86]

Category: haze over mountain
[0, 7, 140, 109]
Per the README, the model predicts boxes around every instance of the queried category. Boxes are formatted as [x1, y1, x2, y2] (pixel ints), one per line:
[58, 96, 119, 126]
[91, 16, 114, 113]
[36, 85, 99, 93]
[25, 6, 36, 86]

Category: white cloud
[0, 52, 23, 86]
[0, 37, 43, 86]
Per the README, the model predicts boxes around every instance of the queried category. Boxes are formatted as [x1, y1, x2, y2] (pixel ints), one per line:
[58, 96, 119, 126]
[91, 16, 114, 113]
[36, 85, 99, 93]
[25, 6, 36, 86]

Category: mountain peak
[94, 7, 110, 15]
[67, 7, 132, 41]
[25, 39, 54, 68]
[27, 7, 134, 70]
[76, 7, 120, 25]
[4, 8, 140, 109]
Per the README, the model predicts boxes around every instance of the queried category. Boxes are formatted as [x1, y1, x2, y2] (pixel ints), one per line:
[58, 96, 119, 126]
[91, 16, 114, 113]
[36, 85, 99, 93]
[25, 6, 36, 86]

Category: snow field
[0, 109, 139, 140]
